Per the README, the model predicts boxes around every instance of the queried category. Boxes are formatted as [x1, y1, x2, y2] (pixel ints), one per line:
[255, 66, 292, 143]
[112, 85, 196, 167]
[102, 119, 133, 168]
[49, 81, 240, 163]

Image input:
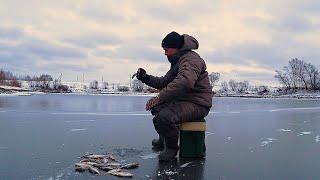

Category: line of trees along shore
[1, 58, 320, 94]
[275, 58, 320, 91]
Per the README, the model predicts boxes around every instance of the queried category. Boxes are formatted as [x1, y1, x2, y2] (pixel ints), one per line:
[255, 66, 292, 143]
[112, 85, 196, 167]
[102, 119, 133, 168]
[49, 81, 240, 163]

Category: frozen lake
[1, 94, 320, 179]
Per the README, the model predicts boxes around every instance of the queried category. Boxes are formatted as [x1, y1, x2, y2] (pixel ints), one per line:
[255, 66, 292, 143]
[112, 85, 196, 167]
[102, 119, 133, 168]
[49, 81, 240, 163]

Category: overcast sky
[1, 0, 320, 85]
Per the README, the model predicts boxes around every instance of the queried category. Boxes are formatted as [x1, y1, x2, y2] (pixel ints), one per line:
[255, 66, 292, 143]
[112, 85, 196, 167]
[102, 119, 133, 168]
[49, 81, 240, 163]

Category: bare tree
[0, 70, 5, 84]
[220, 81, 229, 93]
[275, 58, 320, 91]
[257, 85, 270, 95]
[236, 81, 249, 93]
[305, 63, 319, 90]
[39, 74, 53, 88]
[209, 72, 220, 89]
[275, 70, 291, 90]
[228, 80, 237, 92]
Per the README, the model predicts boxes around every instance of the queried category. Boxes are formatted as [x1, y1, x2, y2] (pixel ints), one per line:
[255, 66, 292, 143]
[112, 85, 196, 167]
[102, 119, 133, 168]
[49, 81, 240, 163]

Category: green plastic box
[179, 119, 206, 158]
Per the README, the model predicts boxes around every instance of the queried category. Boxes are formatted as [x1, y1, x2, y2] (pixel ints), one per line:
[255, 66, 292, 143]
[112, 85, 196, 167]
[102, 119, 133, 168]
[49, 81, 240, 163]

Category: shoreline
[2, 85, 320, 99]
[1, 91, 320, 100]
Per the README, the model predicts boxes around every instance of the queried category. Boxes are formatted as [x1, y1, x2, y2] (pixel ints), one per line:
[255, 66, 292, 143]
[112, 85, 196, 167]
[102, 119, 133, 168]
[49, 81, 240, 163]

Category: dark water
[1, 94, 320, 180]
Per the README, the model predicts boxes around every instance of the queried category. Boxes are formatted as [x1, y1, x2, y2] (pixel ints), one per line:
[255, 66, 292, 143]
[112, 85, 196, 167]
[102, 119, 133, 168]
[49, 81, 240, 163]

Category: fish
[106, 168, 121, 174]
[88, 166, 100, 175]
[82, 154, 106, 159]
[81, 161, 99, 166]
[109, 170, 133, 178]
[74, 163, 90, 172]
[105, 162, 121, 167]
[106, 154, 116, 161]
[100, 166, 116, 171]
[120, 163, 139, 169]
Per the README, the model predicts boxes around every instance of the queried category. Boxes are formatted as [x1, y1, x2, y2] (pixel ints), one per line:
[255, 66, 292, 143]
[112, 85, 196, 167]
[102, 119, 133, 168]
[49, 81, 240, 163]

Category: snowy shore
[2, 85, 320, 99]
[214, 93, 320, 99]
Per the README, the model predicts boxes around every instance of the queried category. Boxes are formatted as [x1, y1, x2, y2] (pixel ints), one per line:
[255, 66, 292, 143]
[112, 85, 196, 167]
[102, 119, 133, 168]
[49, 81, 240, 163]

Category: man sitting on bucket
[136, 31, 212, 161]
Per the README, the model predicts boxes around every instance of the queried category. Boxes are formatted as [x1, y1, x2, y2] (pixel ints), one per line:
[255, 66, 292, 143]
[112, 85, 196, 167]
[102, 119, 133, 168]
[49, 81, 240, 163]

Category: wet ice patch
[260, 138, 277, 147]
[70, 128, 87, 132]
[140, 153, 158, 159]
[298, 132, 312, 136]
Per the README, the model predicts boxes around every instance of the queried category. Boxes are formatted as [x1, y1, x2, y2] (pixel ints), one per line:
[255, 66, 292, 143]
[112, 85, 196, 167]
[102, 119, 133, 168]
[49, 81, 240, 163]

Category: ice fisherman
[136, 31, 212, 161]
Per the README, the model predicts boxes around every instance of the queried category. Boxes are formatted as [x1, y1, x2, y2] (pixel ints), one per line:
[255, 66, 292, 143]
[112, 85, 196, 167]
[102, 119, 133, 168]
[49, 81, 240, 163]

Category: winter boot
[158, 137, 178, 161]
[158, 148, 178, 161]
[152, 135, 164, 150]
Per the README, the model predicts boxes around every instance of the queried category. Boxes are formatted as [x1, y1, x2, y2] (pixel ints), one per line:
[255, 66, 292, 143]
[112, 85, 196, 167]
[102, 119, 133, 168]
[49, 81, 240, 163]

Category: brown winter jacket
[145, 34, 213, 108]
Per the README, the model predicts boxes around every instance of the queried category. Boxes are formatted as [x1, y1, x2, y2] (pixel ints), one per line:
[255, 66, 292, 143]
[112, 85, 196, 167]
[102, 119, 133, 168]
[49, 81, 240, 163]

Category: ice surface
[70, 128, 87, 132]
[140, 153, 158, 159]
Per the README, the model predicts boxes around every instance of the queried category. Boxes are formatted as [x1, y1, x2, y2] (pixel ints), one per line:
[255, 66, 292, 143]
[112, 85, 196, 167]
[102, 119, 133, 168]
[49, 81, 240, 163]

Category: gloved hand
[136, 68, 150, 83]
[146, 96, 160, 111]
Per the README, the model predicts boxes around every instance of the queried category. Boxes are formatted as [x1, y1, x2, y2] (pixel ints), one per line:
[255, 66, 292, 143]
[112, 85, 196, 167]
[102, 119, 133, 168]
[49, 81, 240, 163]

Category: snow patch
[277, 129, 292, 132]
[270, 106, 320, 112]
[298, 132, 312, 136]
[261, 138, 277, 146]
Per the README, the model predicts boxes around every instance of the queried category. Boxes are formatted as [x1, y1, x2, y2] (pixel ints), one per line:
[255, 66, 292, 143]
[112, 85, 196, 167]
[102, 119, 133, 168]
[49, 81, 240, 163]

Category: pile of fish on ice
[74, 153, 139, 178]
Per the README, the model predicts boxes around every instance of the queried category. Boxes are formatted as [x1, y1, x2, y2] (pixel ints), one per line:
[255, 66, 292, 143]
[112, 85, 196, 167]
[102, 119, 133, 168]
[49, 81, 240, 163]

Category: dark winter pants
[151, 101, 210, 150]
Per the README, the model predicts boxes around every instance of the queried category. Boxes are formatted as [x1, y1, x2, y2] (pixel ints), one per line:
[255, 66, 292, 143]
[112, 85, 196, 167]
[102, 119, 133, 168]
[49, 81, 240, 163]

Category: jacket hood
[180, 34, 199, 51]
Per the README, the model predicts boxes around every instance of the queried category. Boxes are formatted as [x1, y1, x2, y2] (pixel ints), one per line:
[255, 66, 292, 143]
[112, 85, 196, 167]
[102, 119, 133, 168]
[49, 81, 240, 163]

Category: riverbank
[2, 85, 320, 99]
